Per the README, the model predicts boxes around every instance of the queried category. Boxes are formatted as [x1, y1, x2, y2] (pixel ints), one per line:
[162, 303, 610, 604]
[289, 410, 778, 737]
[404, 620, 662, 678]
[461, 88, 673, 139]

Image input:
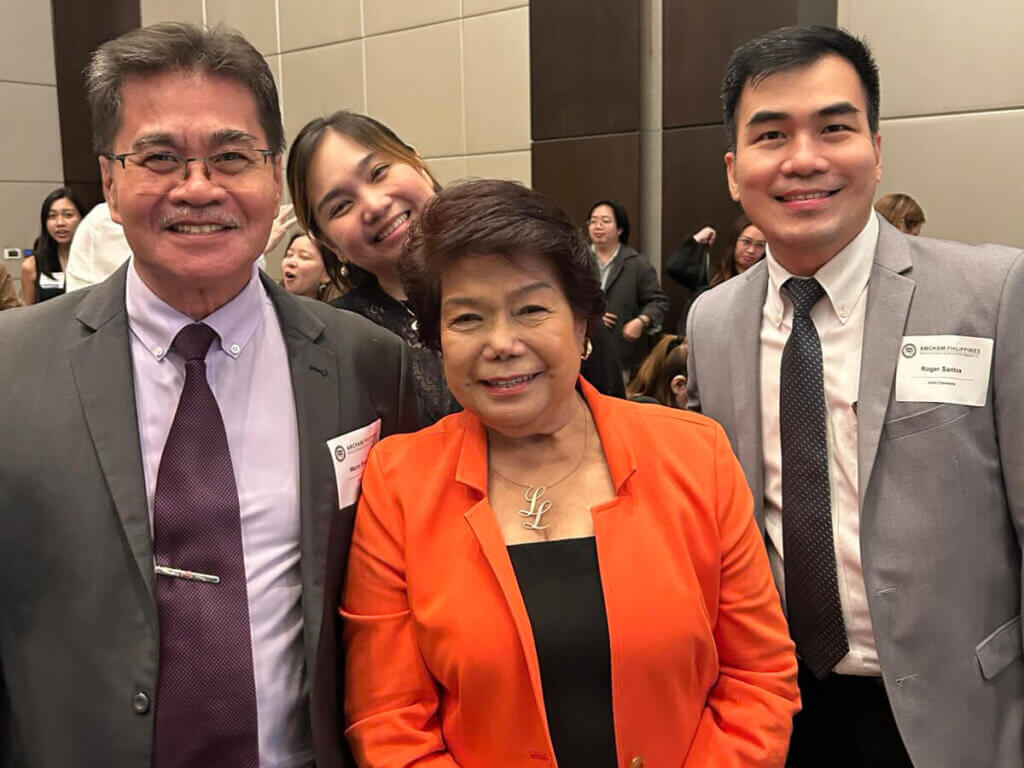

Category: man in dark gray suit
[0, 23, 417, 767]
[686, 26, 1023, 768]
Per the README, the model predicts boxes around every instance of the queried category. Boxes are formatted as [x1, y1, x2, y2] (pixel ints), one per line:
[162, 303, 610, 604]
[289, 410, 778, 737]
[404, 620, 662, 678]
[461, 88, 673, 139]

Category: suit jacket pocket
[883, 402, 970, 441]
[975, 614, 1023, 680]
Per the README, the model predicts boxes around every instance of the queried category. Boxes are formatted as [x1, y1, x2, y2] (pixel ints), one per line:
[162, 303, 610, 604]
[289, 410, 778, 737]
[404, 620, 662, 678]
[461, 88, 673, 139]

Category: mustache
[159, 207, 240, 229]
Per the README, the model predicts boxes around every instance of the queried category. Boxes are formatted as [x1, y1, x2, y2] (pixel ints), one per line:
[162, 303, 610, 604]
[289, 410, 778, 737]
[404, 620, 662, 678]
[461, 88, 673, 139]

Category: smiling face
[307, 130, 436, 278]
[733, 224, 766, 272]
[587, 204, 621, 249]
[46, 198, 82, 247]
[281, 234, 328, 297]
[725, 54, 882, 273]
[440, 252, 587, 438]
[101, 70, 281, 314]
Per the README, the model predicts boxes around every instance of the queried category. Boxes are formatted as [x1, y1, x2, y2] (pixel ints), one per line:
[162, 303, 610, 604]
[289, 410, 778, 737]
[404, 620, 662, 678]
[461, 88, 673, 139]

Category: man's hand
[602, 311, 618, 329]
[265, 204, 298, 253]
[622, 317, 645, 341]
[693, 226, 716, 246]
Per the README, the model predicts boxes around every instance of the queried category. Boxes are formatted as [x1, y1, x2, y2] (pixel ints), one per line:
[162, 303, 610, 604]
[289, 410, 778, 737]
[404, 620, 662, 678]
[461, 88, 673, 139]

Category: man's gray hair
[85, 22, 284, 154]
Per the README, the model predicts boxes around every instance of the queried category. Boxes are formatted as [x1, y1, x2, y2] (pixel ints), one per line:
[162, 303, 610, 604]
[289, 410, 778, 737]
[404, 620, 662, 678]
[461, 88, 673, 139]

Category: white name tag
[327, 419, 382, 508]
[38, 271, 65, 290]
[895, 335, 993, 406]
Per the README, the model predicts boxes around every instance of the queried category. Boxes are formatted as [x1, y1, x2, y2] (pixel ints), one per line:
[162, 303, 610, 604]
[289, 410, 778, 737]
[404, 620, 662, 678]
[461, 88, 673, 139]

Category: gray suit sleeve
[993, 250, 1024, 645]
[685, 290, 704, 413]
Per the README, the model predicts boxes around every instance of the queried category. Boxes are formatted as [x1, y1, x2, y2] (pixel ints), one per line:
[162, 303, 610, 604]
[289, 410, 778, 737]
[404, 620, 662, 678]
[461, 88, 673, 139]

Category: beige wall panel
[0, 0, 56, 85]
[840, 0, 1024, 116]
[465, 151, 531, 185]
[463, 0, 528, 16]
[206, 0, 278, 54]
[363, 0, 460, 36]
[0, 83, 63, 182]
[140, 0, 203, 26]
[281, 40, 365, 142]
[463, 8, 530, 154]
[279, 0, 362, 52]
[365, 22, 464, 158]
[878, 110, 1024, 247]
[426, 156, 468, 187]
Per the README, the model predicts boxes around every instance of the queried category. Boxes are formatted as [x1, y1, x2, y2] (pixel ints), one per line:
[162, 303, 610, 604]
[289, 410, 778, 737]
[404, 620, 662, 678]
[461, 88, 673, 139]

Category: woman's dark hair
[626, 334, 688, 406]
[35, 187, 86, 277]
[287, 110, 442, 288]
[588, 199, 630, 245]
[708, 213, 761, 287]
[402, 179, 605, 351]
[721, 25, 880, 151]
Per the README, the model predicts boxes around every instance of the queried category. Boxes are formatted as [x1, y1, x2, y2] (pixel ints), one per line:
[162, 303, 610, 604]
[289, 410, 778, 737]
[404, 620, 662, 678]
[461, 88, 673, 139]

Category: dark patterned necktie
[780, 278, 849, 679]
[152, 323, 259, 767]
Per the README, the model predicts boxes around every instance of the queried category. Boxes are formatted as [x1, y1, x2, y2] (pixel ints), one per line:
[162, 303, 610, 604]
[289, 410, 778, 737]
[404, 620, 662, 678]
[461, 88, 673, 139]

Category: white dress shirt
[65, 203, 134, 292]
[760, 212, 881, 676]
[126, 261, 313, 766]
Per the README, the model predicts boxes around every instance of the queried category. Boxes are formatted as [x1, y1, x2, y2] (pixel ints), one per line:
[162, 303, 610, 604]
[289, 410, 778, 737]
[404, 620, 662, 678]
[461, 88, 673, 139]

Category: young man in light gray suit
[0, 24, 418, 768]
[686, 26, 1023, 768]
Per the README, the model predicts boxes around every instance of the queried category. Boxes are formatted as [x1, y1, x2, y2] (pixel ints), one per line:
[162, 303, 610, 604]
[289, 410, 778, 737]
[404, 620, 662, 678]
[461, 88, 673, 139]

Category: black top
[507, 537, 617, 767]
[332, 278, 461, 426]
[34, 266, 66, 303]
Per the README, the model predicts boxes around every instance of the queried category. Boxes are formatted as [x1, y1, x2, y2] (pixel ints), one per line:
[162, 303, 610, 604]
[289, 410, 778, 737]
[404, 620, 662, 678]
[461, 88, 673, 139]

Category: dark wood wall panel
[662, 0, 837, 129]
[52, 0, 140, 209]
[530, 0, 641, 140]
[660, 126, 742, 332]
[531, 133, 641, 249]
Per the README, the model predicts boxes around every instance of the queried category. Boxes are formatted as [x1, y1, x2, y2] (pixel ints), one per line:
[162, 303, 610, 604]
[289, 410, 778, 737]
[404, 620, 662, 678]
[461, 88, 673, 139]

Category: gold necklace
[489, 406, 589, 531]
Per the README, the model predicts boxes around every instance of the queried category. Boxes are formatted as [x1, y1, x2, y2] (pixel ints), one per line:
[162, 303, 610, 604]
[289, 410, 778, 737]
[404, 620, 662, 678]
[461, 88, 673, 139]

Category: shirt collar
[764, 211, 878, 328]
[125, 259, 266, 361]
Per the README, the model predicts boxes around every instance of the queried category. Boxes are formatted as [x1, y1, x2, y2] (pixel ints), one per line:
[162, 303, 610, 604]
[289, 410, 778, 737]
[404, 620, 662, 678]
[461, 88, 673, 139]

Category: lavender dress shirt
[126, 261, 312, 767]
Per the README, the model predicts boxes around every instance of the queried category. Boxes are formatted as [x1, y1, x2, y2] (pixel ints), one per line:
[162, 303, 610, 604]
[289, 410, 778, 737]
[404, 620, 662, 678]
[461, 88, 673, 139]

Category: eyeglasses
[588, 216, 615, 226]
[102, 148, 275, 188]
[737, 236, 767, 251]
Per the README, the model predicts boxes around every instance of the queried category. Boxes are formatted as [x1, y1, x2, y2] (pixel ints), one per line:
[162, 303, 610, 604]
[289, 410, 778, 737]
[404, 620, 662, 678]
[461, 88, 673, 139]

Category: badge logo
[901, 343, 917, 358]
[334, 444, 346, 462]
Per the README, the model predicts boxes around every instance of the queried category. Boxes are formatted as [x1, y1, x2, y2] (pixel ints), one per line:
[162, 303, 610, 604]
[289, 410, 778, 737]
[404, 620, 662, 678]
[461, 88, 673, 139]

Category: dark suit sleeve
[993, 250, 1024, 640]
[665, 236, 707, 290]
[635, 258, 670, 331]
[581, 320, 626, 397]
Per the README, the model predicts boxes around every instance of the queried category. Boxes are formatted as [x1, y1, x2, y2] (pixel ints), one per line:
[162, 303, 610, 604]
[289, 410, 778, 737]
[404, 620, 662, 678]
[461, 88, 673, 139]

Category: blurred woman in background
[626, 334, 688, 407]
[874, 193, 925, 235]
[21, 187, 85, 305]
[280, 232, 347, 302]
[707, 214, 766, 287]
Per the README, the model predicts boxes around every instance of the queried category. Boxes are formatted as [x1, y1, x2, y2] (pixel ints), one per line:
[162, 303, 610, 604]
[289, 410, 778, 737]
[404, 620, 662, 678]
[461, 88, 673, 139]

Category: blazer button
[629, 757, 644, 768]
[132, 691, 151, 714]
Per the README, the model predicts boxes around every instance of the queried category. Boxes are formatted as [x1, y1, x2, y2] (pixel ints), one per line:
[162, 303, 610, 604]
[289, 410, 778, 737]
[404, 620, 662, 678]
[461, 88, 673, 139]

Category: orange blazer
[342, 379, 799, 768]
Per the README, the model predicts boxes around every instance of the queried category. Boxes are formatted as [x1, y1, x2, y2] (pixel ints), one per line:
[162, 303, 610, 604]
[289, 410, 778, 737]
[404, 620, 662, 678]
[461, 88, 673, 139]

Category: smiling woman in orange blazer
[340, 180, 799, 768]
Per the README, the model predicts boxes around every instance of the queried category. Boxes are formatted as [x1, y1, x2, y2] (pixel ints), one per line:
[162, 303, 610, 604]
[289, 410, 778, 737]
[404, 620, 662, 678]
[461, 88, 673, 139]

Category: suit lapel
[856, 223, 915, 506]
[729, 266, 769, 528]
[264, 277, 338, 663]
[602, 246, 627, 291]
[69, 265, 154, 596]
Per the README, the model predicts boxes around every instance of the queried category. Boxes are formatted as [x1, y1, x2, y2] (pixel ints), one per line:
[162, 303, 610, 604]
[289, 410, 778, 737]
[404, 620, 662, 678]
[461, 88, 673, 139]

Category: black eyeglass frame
[101, 148, 276, 177]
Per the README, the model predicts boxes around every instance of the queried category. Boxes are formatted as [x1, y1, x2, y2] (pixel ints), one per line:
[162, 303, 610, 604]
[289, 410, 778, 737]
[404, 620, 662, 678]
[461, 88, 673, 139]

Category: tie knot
[172, 323, 218, 362]
[783, 277, 825, 317]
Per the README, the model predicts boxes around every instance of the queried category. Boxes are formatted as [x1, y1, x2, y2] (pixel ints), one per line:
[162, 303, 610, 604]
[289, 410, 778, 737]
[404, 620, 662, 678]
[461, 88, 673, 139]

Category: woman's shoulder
[597, 393, 724, 446]
[371, 409, 471, 470]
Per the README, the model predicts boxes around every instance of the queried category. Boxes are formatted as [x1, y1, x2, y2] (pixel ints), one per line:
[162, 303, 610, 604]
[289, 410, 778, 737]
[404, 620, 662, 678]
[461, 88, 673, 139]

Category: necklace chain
[489, 403, 588, 531]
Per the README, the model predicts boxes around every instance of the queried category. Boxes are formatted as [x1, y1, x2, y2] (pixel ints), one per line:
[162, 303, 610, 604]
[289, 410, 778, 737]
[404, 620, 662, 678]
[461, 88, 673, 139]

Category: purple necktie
[152, 323, 259, 767]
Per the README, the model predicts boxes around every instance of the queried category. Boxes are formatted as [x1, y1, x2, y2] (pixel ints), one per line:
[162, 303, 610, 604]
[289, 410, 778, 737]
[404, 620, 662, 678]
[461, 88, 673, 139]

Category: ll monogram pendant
[518, 486, 552, 530]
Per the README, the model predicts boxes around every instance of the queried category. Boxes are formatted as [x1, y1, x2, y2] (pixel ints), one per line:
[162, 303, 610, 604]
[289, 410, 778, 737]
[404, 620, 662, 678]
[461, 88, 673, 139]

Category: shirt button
[629, 757, 644, 768]
[132, 691, 151, 714]
[153, 346, 163, 357]
[230, 343, 241, 355]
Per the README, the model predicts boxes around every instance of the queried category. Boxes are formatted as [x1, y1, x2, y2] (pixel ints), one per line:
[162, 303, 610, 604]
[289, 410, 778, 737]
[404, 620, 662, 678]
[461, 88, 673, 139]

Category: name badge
[895, 334, 992, 407]
[38, 271, 65, 290]
[326, 418, 381, 508]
